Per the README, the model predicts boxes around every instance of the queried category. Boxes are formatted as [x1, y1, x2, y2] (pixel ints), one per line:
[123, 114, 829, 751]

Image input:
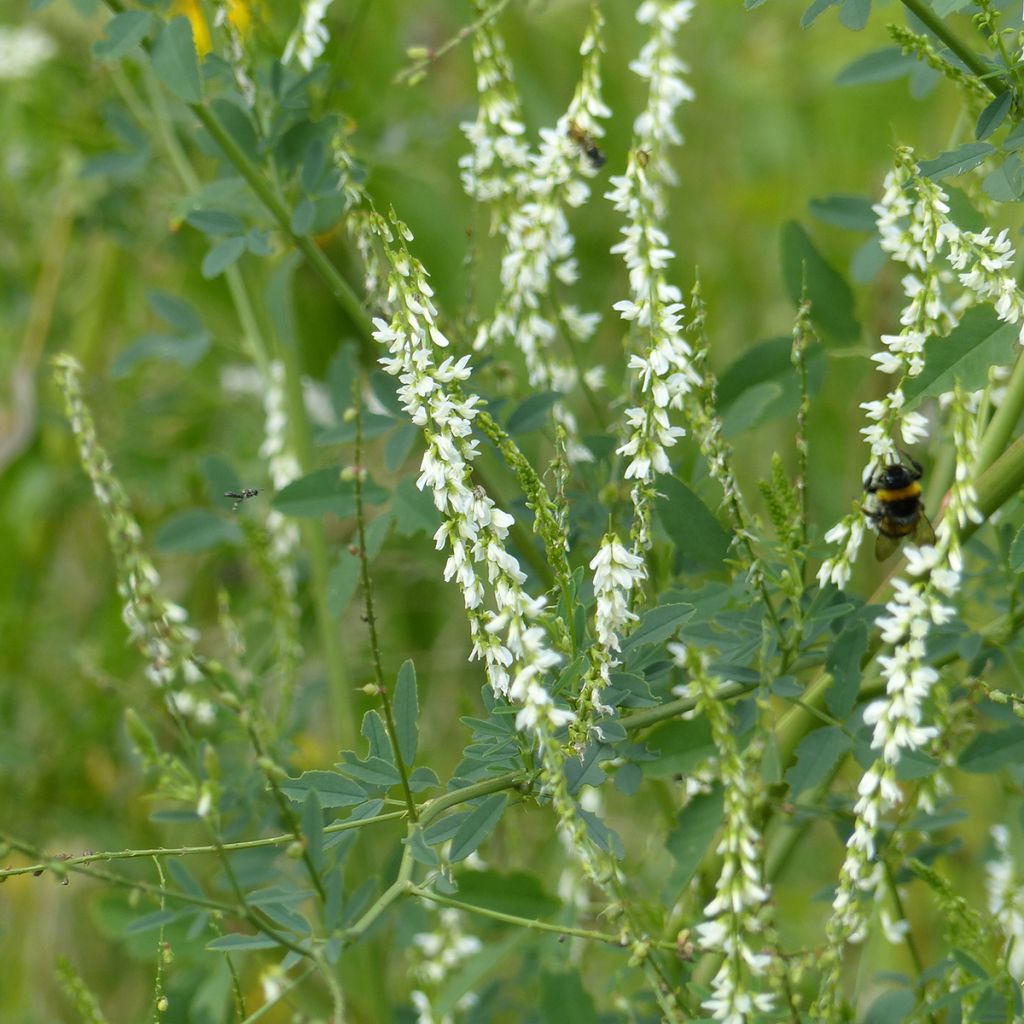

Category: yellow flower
[170, 0, 254, 56]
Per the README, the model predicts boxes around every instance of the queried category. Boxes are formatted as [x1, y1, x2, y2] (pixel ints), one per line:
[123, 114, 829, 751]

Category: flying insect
[225, 488, 258, 511]
[567, 120, 606, 169]
[863, 453, 936, 560]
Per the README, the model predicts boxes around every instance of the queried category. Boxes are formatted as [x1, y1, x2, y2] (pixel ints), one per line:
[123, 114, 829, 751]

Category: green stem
[353, 384, 419, 822]
[899, 0, 1007, 95]
[408, 885, 674, 949]
[977, 350, 1024, 473]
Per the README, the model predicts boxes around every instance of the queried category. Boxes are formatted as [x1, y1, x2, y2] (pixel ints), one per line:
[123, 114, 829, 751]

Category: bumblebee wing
[912, 513, 936, 547]
[874, 531, 900, 560]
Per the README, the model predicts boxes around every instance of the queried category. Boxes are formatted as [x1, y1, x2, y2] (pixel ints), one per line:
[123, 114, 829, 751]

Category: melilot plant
[7, 1, 1024, 1022]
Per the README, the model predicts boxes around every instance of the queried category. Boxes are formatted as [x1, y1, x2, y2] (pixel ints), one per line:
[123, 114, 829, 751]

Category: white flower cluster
[986, 825, 1024, 980]
[573, 533, 646, 742]
[821, 387, 982, 1008]
[365, 212, 570, 744]
[259, 359, 302, 574]
[53, 355, 213, 723]
[630, 1, 696, 210]
[410, 908, 482, 1024]
[283, 0, 334, 71]
[459, 4, 530, 215]
[670, 644, 776, 1024]
[820, 146, 1019, 590]
[468, 5, 609, 461]
[0, 24, 55, 81]
[608, 1, 698, 547]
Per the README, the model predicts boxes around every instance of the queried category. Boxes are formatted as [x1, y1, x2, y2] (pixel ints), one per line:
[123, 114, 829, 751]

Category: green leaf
[201, 236, 247, 279]
[327, 551, 360, 617]
[385, 423, 418, 473]
[864, 989, 915, 1024]
[454, 870, 561, 918]
[336, 756, 402, 788]
[717, 336, 826, 434]
[93, 11, 153, 59]
[959, 728, 1024, 773]
[505, 391, 560, 435]
[209, 99, 259, 163]
[271, 467, 387, 518]
[982, 155, 1024, 202]
[839, 0, 870, 31]
[835, 47, 911, 85]
[185, 209, 245, 237]
[449, 794, 508, 863]
[314, 413, 395, 446]
[781, 221, 860, 344]
[405, 827, 442, 867]
[809, 194, 875, 231]
[825, 621, 868, 718]
[541, 971, 598, 1024]
[302, 791, 323, 874]
[664, 786, 724, 895]
[903, 307, 1018, 406]
[656, 475, 731, 571]
[151, 17, 202, 104]
[620, 602, 695, 653]
[361, 709, 393, 762]
[408, 766, 439, 792]
[642, 717, 715, 777]
[394, 660, 418, 767]
[802, 0, 841, 28]
[149, 292, 203, 333]
[291, 198, 315, 236]
[206, 933, 280, 952]
[918, 143, 995, 180]
[1010, 526, 1024, 571]
[154, 510, 241, 553]
[327, 344, 358, 417]
[579, 808, 624, 859]
[280, 771, 367, 808]
[391, 476, 438, 537]
[785, 727, 852, 797]
[111, 332, 211, 378]
[977, 91, 1012, 141]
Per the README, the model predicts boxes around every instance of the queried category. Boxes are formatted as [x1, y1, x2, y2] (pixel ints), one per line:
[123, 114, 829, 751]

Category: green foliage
[4, 0, 1024, 1021]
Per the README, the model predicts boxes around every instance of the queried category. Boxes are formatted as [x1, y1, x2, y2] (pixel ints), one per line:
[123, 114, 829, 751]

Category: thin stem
[899, 0, 1007, 96]
[0, 811, 405, 880]
[353, 382, 419, 822]
[977, 350, 1024, 473]
[409, 885, 677, 949]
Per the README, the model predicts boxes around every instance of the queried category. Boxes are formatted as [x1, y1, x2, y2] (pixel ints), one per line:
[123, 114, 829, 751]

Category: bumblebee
[567, 120, 606, 169]
[863, 453, 936, 560]
[225, 487, 258, 511]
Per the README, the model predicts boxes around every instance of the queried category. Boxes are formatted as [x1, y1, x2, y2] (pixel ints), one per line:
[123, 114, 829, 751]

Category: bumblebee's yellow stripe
[875, 482, 921, 502]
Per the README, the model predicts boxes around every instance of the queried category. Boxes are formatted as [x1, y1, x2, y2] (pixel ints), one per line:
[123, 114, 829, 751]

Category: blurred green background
[0, 0, 1009, 1020]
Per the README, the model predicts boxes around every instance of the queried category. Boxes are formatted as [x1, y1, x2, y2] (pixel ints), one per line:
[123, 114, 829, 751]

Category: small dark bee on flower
[863, 452, 936, 560]
[567, 119, 606, 169]
[225, 488, 258, 512]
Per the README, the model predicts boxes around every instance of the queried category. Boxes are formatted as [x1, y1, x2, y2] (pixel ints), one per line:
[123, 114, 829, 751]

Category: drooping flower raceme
[608, 0, 698, 550]
[53, 355, 213, 723]
[283, 0, 334, 71]
[468, 3, 609, 461]
[572, 533, 645, 746]
[817, 386, 982, 1015]
[819, 145, 1023, 589]
[671, 643, 777, 1024]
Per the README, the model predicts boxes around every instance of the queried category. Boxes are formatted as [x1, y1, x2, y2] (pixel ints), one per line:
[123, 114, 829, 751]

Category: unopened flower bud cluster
[669, 643, 777, 1023]
[53, 355, 213, 723]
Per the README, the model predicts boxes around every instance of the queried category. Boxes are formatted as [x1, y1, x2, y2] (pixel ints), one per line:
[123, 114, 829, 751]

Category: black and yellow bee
[863, 453, 936, 559]
[567, 119, 606, 169]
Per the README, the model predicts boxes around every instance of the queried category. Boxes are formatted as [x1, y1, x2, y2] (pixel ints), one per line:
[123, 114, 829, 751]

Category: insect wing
[912, 512, 936, 548]
[874, 530, 900, 561]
